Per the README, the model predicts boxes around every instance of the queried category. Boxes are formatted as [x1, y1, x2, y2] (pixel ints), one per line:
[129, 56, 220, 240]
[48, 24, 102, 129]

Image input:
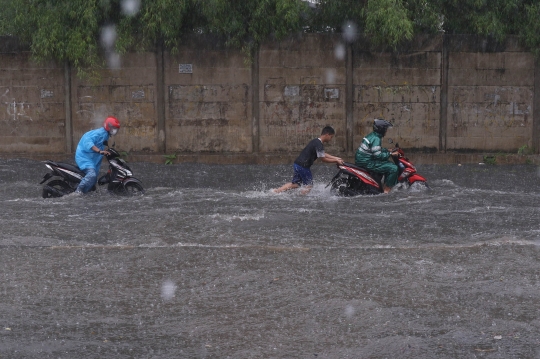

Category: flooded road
[1, 159, 540, 358]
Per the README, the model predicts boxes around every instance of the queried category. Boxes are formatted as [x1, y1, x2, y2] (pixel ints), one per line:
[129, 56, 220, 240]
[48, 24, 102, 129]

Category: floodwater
[1, 158, 540, 358]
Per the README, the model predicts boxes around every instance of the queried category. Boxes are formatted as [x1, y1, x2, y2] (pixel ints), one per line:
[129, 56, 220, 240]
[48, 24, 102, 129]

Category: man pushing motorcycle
[273, 126, 344, 195]
[355, 119, 399, 194]
[73, 116, 120, 194]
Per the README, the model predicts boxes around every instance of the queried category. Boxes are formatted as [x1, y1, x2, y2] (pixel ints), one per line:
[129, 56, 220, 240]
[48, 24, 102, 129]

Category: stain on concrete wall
[0, 34, 538, 158]
[259, 35, 346, 154]
[71, 52, 158, 153]
[165, 43, 252, 153]
[353, 45, 442, 152]
[447, 50, 534, 152]
[0, 53, 65, 153]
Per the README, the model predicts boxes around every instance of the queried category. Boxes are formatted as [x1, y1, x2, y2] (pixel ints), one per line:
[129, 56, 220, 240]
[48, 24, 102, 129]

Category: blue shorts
[291, 163, 313, 186]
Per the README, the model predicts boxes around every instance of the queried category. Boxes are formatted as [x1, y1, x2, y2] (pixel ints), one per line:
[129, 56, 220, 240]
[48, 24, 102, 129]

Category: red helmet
[103, 116, 120, 132]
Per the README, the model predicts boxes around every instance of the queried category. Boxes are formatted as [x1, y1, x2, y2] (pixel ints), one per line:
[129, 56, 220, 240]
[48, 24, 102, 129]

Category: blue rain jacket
[75, 128, 110, 171]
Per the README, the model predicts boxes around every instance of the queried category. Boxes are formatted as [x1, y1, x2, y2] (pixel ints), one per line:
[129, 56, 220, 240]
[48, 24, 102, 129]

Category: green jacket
[355, 132, 390, 166]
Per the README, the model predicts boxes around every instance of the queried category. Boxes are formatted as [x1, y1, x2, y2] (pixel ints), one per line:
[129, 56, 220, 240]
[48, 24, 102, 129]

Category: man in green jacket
[355, 119, 399, 194]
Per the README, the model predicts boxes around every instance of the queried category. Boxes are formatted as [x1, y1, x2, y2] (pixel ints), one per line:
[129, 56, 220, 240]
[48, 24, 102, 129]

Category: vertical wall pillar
[533, 58, 540, 154]
[251, 48, 260, 153]
[439, 35, 449, 153]
[346, 44, 354, 155]
[64, 61, 73, 154]
[156, 44, 166, 153]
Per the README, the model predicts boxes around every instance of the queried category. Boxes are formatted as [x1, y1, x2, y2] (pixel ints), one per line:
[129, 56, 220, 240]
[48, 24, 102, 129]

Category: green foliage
[116, 0, 202, 54]
[3, 0, 540, 76]
[483, 155, 497, 165]
[520, 2, 540, 57]
[307, 0, 365, 32]
[199, 0, 307, 58]
[405, 0, 445, 34]
[164, 154, 176, 165]
[5, 0, 104, 77]
[364, 0, 414, 48]
[517, 144, 533, 155]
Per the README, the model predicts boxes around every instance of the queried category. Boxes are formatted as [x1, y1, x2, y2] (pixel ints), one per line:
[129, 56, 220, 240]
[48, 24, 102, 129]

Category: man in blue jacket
[355, 119, 398, 194]
[74, 116, 121, 194]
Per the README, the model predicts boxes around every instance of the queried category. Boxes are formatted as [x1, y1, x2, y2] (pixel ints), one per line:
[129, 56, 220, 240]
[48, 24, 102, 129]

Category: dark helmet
[373, 118, 393, 136]
[103, 116, 120, 135]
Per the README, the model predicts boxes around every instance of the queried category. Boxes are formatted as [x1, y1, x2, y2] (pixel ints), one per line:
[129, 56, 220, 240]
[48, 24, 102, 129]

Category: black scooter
[40, 142, 144, 198]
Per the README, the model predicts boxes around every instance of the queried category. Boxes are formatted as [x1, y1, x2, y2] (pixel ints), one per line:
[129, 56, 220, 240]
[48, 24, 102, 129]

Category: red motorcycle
[328, 143, 428, 196]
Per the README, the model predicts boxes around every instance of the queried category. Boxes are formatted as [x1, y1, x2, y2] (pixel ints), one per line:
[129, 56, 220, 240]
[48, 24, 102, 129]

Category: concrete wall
[165, 37, 252, 154]
[72, 52, 158, 154]
[259, 34, 346, 155]
[0, 53, 65, 153]
[353, 36, 442, 152]
[446, 36, 534, 152]
[0, 34, 539, 163]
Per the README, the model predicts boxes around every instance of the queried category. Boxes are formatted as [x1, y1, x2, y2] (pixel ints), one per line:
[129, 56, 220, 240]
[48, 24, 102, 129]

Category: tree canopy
[1, 0, 539, 75]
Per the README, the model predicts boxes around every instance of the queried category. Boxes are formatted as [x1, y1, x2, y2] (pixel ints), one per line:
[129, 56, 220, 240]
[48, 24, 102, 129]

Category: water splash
[100, 25, 121, 69]
[325, 69, 336, 84]
[334, 43, 346, 61]
[121, 0, 141, 16]
[342, 21, 358, 43]
[101, 25, 117, 49]
[161, 280, 177, 301]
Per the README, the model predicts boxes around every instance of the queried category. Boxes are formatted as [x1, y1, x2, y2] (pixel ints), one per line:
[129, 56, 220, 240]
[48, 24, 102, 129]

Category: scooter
[327, 143, 427, 196]
[40, 142, 144, 198]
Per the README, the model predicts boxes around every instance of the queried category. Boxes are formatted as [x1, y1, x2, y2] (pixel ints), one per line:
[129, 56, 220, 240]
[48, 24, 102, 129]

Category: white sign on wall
[324, 88, 339, 99]
[284, 86, 299, 97]
[179, 64, 193, 74]
[40, 89, 54, 98]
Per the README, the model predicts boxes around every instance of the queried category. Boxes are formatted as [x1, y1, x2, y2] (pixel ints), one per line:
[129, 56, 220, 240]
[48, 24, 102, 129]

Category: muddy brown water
[1, 159, 540, 358]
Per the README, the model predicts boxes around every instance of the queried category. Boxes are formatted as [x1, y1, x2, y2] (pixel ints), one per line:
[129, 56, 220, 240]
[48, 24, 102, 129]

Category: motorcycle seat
[343, 162, 383, 181]
[45, 160, 85, 176]
[343, 162, 368, 172]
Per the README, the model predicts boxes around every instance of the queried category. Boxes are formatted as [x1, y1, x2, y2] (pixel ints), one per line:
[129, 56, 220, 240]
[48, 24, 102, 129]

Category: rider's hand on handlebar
[391, 151, 399, 157]
[99, 150, 110, 156]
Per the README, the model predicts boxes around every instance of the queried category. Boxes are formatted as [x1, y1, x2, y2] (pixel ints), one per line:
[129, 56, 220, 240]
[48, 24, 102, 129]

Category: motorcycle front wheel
[115, 182, 145, 196]
[409, 181, 429, 192]
[42, 180, 71, 198]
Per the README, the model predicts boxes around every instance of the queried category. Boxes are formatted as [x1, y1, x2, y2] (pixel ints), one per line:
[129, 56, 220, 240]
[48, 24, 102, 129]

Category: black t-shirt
[294, 138, 325, 168]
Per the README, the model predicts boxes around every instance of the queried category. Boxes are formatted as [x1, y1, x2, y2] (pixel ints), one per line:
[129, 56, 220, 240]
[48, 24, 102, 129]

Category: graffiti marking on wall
[1, 89, 33, 122]
[8, 101, 33, 121]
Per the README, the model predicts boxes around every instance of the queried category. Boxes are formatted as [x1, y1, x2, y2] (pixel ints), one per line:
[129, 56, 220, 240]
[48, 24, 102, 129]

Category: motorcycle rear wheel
[42, 180, 71, 198]
[330, 177, 348, 195]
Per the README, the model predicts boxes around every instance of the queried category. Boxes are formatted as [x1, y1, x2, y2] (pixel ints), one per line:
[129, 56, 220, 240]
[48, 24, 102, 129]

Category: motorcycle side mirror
[388, 139, 393, 144]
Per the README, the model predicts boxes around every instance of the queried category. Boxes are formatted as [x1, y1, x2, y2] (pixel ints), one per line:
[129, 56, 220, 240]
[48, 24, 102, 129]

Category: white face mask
[109, 127, 118, 136]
